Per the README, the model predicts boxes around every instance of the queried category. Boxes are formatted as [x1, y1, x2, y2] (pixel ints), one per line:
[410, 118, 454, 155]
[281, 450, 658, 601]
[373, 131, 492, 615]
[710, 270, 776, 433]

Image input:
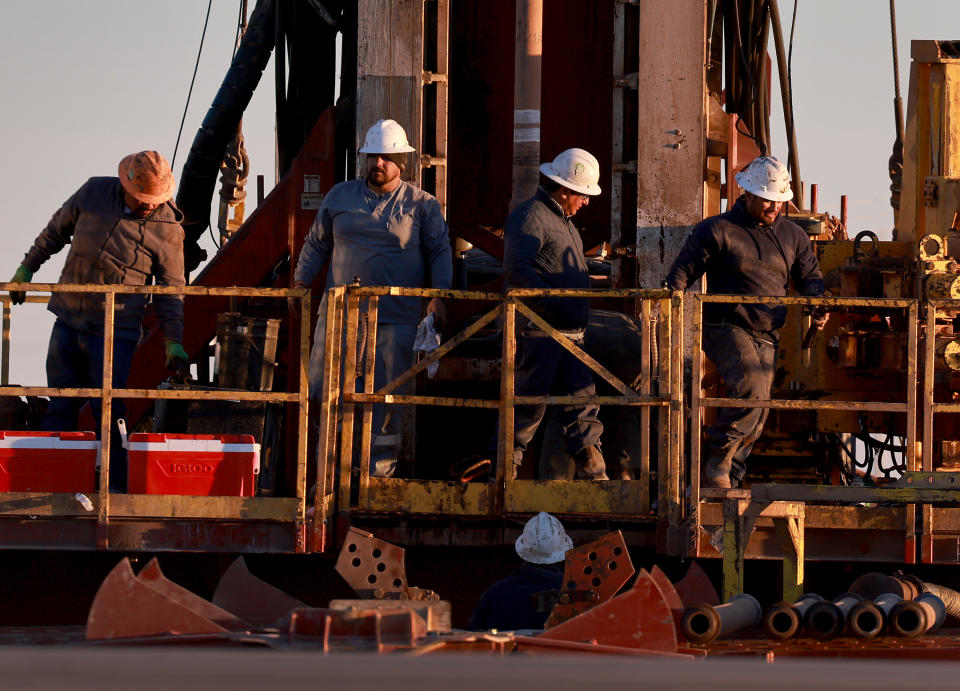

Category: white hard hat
[539, 148, 602, 196]
[359, 118, 416, 154]
[515, 512, 573, 564]
[734, 155, 793, 202]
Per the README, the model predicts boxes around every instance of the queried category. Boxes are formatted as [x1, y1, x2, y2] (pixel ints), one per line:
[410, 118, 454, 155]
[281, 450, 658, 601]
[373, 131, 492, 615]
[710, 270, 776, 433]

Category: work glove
[164, 339, 189, 369]
[426, 297, 447, 332]
[9, 265, 32, 305]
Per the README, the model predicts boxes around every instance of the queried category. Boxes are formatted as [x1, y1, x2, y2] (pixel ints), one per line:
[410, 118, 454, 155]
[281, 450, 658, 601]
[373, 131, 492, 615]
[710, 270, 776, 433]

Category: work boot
[702, 452, 733, 489]
[574, 446, 608, 480]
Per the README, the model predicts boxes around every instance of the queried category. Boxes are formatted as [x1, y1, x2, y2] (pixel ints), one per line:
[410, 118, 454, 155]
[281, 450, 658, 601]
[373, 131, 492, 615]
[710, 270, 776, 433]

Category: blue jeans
[43, 319, 137, 489]
[511, 333, 603, 469]
[702, 324, 777, 483]
[308, 293, 417, 478]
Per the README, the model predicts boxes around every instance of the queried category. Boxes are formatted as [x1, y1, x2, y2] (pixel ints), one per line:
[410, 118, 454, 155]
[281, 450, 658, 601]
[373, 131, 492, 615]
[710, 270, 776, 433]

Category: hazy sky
[1, 1, 958, 383]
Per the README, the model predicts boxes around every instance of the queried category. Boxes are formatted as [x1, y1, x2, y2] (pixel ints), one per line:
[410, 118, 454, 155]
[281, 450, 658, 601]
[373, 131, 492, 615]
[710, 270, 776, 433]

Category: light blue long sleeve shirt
[294, 179, 453, 323]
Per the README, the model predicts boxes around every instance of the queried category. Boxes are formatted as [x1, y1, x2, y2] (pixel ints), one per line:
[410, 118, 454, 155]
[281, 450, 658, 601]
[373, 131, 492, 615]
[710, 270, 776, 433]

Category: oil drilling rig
[2, 0, 960, 633]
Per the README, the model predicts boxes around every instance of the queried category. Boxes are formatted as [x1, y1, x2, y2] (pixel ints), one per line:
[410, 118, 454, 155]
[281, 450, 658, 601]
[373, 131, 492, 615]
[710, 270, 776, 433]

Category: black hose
[175, 0, 276, 273]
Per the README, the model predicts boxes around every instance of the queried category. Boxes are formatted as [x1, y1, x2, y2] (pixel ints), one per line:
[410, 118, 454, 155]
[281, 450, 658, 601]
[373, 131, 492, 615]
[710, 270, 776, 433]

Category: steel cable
[172, 0, 214, 170]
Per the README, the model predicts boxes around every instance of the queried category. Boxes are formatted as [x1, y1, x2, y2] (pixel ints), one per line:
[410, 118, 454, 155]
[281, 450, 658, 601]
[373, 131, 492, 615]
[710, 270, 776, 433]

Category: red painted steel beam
[122, 110, 336, 452]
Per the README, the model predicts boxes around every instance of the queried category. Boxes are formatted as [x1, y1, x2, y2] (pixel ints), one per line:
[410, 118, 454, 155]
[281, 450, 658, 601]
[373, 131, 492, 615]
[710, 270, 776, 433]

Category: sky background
[1, 0, 959, 383]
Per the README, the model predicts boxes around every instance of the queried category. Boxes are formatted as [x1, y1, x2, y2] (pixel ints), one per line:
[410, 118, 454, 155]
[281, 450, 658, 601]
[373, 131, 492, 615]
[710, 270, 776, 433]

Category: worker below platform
[664, 155, 826, 490]
[294, 118, 453, 478]
[469, 512, 572, 631]
[501, 148, 606, 480]
[8, 151, 189, 490]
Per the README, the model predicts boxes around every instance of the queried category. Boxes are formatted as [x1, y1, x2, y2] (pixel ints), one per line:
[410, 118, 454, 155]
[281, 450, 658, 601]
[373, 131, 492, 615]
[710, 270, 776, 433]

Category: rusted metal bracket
[334, 527, 438, 600]
[538, 569, 677, 653]
[335, 527, 408, 598]
[722, 499, 805, 602]
[544, 531, 635, 628]
[895, 471, 960, 489]
[87, 557, 240, 640]
[280, 607, 426, 651]
[672, 561, 720, 608]
[212, 556, 307, 626]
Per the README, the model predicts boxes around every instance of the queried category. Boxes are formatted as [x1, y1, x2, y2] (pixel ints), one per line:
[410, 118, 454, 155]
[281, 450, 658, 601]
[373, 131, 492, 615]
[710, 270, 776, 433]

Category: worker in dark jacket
[469, 511, 572, 631]
[8, 151, 188, 488]
[665, 155, 826, 489]
[502, 148, 605, 480]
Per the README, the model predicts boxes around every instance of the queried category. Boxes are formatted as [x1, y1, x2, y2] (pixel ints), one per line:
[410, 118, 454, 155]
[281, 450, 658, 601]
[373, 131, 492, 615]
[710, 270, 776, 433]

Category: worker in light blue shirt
[294, 119, 453, 477]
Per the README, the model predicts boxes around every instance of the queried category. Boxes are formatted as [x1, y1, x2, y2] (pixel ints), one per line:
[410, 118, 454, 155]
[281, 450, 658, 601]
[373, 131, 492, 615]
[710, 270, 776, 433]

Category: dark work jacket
[664, 198, 824, 334]
[503, 188, 590, 330]
[468, 562, 563, 631]
[22, 177, 185, 342]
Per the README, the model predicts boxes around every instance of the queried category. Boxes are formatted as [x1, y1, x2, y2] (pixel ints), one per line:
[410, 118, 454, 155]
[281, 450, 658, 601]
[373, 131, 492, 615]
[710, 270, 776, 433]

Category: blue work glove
[9, 265, 32, 305]
[163, 339, 189, 370]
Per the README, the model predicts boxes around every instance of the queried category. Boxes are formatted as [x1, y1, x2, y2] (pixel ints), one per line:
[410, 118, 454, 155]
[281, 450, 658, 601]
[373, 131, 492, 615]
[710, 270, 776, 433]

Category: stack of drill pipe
[888, 593, 946, 638]
[681, 594, 762, 644]
[761, 594, 822, 641]
[804, 592, 862, 640]
[848, 593, 901, 639]
[849, 571, 960, 635]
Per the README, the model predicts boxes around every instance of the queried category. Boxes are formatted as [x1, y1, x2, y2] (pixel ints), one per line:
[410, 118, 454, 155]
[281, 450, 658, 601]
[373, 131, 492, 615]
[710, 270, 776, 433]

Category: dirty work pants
[702, 324, 777, 484]
[511, 333, 603, 471]
[42, 319, 136, 491]
[308, 294, 416, 478]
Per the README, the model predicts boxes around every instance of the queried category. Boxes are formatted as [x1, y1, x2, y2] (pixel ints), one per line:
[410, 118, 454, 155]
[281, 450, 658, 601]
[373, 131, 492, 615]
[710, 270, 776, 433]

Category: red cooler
[125, 432, 260, 496]
[0, 431, 99, 492]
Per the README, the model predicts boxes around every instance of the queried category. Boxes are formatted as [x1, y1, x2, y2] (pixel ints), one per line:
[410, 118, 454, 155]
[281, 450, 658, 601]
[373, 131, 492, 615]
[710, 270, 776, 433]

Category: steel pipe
[682, 594, 762, 644]
[889, 593, 946, 638]
[804, 597, 846, 640]
[848, 598, 887, 639]
[804, 592, 862, 640]
[762, 594, 821, 641]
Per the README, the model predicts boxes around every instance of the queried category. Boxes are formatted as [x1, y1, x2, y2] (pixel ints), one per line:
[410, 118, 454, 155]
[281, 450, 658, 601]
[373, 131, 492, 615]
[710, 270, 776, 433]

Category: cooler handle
[117, 418, 128, 448]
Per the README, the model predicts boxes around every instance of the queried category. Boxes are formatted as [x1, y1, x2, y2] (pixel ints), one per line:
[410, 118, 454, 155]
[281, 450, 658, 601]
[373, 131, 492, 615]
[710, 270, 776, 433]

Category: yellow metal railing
[690, 293, 918, 505]
[0, 281, 312, 551]
[324, 285, 684, 527]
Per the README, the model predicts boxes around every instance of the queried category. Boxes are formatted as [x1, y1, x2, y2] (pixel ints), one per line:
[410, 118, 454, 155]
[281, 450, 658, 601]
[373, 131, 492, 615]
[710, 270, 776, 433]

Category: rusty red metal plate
[538, 569, 678, 653]
[86, 558, 227, 640]
[335, 527, 407, 598]
[673, 561, 720, 608]
[281, 607, 426, 651]
[544, 530, 635, 628]
[138, 558, 248, 631]
[212, 557, 307, 626]
[650, 564, 685, 634]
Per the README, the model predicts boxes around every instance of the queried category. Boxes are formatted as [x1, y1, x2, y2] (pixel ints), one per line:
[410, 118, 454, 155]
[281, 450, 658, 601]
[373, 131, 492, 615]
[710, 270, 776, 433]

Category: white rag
[413, 312, 442, 378]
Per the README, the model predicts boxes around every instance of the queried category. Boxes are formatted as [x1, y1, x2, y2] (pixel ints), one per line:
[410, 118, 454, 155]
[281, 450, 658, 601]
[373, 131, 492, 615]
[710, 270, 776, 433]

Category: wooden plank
[635, 0, 707, 290]
[506, 480, 651, 516]
[356, 0, 424, 184]
[363, 478, 495, 516]
[107, 495, 298, 521]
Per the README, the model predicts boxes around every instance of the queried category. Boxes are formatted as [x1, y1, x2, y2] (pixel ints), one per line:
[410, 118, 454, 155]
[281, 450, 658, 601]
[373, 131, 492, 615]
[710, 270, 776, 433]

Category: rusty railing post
[669, 289, 684, 524]
[97, 288, 116, 549]
[358, 295, 379, 507]
[315, 286, 345, 551]
[496, 297, 516, 512]
[1, 296, 9, 386]
[639, 295, 651, 510]
[295, 287, 311, 553]
[336, 292, 361, 539]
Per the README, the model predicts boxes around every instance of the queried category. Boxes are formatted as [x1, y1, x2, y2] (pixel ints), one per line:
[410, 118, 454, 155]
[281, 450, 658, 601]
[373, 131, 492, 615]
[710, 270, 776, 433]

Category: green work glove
[164, 339, 189, 369]
[9, 265, 32, 305]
